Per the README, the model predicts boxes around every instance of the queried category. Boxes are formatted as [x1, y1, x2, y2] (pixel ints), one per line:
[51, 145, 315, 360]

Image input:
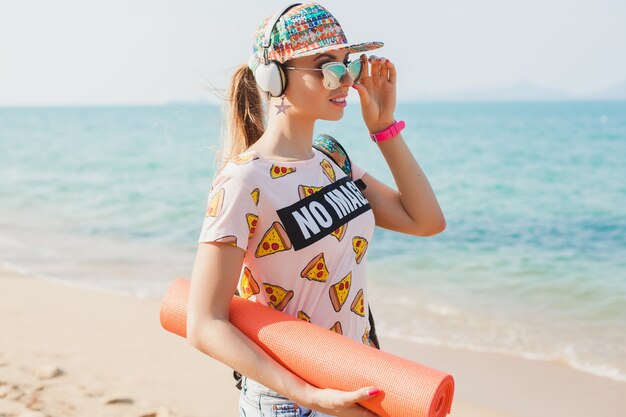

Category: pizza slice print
[230, 152, 259, 165]
[298, 184, 323, 199]
[329, 272, 351, 312]
[255, 221, 292, 257]
[270, 165, 296, 179]
[205, 188, 225, 217]
[361, 326, 376, 347]
[362, 327, 370, 345]
[246, 213, 258, 238]
[297, 310, 311, 322]
[330, 223, 347, 242]
[350, 288, 366, 317]
[320, 159, 336, 182]
[352, 236, 369, 264]
[263, 283, 294, 311]
[300, 253, 330, 282]
[240, 267, 260, 299]
[251, 188, 260, 205]
[330, 321, 343, 335]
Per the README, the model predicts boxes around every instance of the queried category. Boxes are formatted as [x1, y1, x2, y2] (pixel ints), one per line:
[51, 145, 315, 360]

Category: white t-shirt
[198, 147, 376, 344]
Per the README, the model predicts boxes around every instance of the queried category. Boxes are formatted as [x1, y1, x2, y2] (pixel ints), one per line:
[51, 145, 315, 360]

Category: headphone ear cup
[277, 63, 287, 96]
[254, 60, 287, 97]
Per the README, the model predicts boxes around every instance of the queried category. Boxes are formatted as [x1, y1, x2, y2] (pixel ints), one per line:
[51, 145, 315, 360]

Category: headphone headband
[261, 3, 302, 64]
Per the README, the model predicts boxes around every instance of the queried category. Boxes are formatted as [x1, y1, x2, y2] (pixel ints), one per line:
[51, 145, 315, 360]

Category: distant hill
[164, 98, 216, 106]
[581, 79, 626, 100]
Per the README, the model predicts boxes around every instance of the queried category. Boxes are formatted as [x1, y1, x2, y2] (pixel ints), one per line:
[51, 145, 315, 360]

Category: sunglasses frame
[284, 59, 363, 90]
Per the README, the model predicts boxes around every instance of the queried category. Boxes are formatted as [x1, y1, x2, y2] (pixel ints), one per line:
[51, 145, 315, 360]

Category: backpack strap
[313, 134, 367, 192]
[313, 134, 379, 350]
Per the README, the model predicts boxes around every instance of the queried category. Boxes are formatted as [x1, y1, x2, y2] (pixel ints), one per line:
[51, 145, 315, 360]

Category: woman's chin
[322, 109, 345, 122]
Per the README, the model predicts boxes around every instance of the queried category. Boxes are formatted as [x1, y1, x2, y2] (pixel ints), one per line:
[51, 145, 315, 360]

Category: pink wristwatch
[369, 120, 406, 143]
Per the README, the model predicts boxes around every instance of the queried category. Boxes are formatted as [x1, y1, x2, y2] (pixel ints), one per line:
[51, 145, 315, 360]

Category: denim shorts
[238, 376, 335, 417]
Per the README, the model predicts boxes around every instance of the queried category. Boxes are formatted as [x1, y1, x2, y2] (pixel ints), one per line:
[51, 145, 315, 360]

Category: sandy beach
[1, 265, 624, 417]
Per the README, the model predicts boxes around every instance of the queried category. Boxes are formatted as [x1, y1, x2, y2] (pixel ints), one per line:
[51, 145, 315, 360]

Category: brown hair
[216, 64, 266, 172]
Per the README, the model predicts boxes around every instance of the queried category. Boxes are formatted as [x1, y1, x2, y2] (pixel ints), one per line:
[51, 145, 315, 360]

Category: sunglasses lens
[321, 63, 345, 90]
[321, 60, 363, 89]
[348, 60, 362, 83]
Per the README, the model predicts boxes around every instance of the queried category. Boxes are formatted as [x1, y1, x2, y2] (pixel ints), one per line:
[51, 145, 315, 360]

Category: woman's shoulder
[219, 149, 264, 179]
[209, 154, 261, 200]
[228, 149, 263, 167]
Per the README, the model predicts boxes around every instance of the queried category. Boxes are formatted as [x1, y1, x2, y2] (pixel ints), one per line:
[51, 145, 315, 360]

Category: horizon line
[2, 98, 626, 109]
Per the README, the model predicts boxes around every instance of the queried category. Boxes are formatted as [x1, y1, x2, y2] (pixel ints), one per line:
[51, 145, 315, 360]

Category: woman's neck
[251, 113, 316, 161]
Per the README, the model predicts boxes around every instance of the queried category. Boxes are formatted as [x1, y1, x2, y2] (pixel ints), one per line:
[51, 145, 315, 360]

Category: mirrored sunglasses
[284, 59, 363, 90]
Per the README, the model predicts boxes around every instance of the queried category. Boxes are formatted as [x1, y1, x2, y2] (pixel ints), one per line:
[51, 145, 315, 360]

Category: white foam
[424, 303, 460, 317]
[382, 332, 626, 383]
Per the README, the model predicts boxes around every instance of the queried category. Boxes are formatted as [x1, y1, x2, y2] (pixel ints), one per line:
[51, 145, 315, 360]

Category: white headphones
[253, 3, 302, 98]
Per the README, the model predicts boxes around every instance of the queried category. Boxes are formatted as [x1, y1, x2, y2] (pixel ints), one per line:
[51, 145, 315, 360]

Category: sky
[1, 0, 625, 106]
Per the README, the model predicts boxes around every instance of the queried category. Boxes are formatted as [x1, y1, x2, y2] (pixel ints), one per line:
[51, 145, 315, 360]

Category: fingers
[359, 407, 381, 417]
[351, 405, 380, 417]
[369, 55, 382, 78]
[340, 388, 381, 417]
[361, 54, 396, 83]
[358, 54, 369, 81]
[349, 386, 382, 403]
[387, 59, 397, 84]
[316, 386, 381, 417]
[369, 55, 386, 78]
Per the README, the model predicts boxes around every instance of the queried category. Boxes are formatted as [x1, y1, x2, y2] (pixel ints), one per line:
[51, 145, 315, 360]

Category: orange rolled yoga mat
[160, 278, 454, 417]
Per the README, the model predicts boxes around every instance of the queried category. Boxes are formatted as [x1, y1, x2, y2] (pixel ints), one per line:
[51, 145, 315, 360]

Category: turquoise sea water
[1, 101, 625, 382]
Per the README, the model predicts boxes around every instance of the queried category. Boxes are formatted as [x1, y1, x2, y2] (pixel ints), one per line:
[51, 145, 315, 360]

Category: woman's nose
[340, 72, 356, 87]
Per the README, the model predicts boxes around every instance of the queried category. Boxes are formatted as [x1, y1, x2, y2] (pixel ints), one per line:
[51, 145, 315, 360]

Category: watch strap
[370, 120, 406, 143]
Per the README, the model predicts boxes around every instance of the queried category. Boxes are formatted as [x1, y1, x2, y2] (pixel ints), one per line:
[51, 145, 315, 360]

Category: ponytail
[217, 64, 265, 172]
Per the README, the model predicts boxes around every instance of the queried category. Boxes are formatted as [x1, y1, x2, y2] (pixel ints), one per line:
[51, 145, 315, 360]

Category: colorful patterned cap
[248, 3, 383, 71]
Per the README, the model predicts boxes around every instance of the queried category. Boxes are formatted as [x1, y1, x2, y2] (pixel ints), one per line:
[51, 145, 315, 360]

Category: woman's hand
[352, 54, 397, 134]
[303, 385, 381, 417]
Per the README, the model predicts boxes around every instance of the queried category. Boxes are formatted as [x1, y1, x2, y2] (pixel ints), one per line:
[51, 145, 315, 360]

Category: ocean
[1, 101, 625, 383]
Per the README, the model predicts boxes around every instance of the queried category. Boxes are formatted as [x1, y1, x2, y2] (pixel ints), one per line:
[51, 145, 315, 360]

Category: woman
[187, 3, 445, 417]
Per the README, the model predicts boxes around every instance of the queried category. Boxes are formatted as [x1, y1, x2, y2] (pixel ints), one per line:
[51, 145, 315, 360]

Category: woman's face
[282, 51, 356, 121]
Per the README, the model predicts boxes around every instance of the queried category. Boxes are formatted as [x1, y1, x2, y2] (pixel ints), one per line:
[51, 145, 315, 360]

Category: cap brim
[286, 41, 384, 62]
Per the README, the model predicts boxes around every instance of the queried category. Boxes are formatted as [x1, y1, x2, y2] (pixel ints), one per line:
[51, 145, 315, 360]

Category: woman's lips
[329, 94, 347, 107]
